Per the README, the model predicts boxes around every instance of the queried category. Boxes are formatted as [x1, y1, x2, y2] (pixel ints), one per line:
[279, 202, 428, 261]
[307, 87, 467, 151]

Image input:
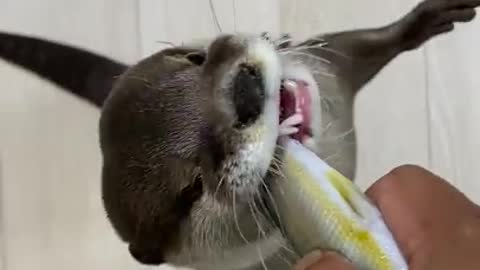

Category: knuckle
[387, 164, 428, 178]
[367, 164, 428, 195]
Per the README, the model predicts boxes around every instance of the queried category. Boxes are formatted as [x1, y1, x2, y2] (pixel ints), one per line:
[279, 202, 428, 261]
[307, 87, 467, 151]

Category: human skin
[295, 165, 480, 270]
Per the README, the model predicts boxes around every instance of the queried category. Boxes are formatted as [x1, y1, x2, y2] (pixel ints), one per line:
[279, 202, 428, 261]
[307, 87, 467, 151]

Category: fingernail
[306, 252, 354, 270]
[294, 250, 324, 270]
[321, 251, 350, 261]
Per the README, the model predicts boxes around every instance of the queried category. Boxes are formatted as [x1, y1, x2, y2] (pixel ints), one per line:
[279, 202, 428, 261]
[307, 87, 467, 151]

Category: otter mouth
[279, 78, 313, 142]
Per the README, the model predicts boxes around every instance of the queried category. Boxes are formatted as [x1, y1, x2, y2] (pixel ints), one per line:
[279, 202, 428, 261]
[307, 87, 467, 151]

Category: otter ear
[185, 52, 206, 66]
[128, 243, 165, 265]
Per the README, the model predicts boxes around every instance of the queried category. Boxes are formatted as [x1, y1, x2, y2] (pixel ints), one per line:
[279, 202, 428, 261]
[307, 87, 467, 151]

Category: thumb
[294, 251, 355, 270]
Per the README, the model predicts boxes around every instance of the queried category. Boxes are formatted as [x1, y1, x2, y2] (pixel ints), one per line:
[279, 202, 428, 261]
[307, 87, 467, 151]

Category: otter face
[99, 33, 323, 269]
[199, 35, 282, 201]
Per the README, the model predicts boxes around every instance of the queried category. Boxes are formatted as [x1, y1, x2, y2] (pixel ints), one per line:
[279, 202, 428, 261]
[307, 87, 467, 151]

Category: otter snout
[199, 34, 282, 198]
[232, 63, 264, 128]
[202, 34, 281, 130]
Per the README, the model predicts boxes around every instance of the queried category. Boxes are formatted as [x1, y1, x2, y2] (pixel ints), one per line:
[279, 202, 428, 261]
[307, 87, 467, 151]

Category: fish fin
[325, 169, 381, 221]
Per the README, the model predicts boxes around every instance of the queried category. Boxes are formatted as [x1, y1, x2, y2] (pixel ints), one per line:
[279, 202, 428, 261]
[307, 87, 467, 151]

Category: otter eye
[180, 173, 203, 203]
[261, 32, 271, 42]
[185, 52, 206, 66]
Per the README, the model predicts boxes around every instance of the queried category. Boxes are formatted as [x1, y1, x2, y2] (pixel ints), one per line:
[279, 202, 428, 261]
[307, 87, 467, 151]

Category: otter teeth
[279, 113, 303, 136]
[283, 79, 301, 112]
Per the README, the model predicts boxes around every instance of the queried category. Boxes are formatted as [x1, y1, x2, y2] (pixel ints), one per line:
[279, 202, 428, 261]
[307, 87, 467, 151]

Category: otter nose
[232, 63, 265, 128]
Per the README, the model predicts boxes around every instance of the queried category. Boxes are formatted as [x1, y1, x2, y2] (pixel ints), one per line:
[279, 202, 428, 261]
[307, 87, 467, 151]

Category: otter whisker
[205, 215, 216, 253]
[268, 157, 285, 175]
[257, 178, 284, 234]
[120, 75, 152, 86]
[279, 44, 326, 53]
[257, 246, 269, 270]
[274, 144, 287, 152]
[302, 36, 328, 44]
[197, 216, 207, 251]
[320, 137, 356, 145]
[314, 45, 351, 59]
[322, 127, 354, 139]
[208, 0, 223, 33]
[283, 39, 351, 60]
[268, 164, 286, 179]
[273, 251, 297, 269]
[273, 34, 293, 49]
[267, 168, 284, 179]
[280, 50, 331, 64]
[320, 121, 334, 134]
[248, 198, 267, 240]
[277, 37, 327, 49]
[279, 42, 329, 53]
[323, 150, 342, 162]
[248, 198, 271, 270]
[311, 69, 337, 77]
[214, 174, 226, 200]
[251, 207, 297, 268]
[232, 187, 251, 245]
[271, 153, 284, 164]
[252, 187, 296, 257]
[284, 58, 336, 77]
[154, 40, 176, 47]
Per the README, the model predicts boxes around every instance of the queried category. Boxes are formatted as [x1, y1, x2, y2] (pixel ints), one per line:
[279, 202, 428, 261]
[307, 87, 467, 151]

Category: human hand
[294, 165, 480, 270]
[293, 250, 354, 270]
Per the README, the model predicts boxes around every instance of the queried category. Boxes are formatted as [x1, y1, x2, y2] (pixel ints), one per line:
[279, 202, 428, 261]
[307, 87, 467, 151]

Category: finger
[432, 23, 455, 35]
[366, 165, 478, 258]
[294, 250, 324, 270]
[443, 0, 480, 9]
[365, 165, 452, 256]
[367, 165, 478, 215]
[294, 251, 355, 270]
[365, 166, 429, 259]
[435, 8, 477, 24]
[302, 252, 355, 270]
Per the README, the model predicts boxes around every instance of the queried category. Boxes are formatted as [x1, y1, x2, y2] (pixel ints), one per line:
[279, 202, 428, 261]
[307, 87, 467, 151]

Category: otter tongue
[280, 79, 312, 141]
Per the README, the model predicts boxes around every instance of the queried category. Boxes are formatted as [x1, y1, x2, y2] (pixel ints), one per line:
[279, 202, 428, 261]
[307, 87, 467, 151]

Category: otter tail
[0, 32, 129, 107]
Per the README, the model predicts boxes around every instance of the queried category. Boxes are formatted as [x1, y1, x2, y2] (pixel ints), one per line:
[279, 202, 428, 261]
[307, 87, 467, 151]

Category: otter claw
[279, 113, 303, 136]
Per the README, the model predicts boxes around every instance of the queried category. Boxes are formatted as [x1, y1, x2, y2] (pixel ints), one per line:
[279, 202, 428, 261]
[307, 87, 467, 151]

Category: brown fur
[1, 1, 476, 269]
[98, 1, 480, 268]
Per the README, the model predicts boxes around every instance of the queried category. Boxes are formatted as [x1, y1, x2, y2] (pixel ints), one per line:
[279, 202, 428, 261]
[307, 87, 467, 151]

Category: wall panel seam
[423, 46, 433, 169]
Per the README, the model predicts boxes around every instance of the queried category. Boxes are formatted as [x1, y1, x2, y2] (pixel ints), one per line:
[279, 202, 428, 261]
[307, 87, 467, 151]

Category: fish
[269, 137, 408, 270]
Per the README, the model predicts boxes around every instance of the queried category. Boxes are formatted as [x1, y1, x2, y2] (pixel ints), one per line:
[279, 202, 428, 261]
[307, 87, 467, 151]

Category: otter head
[199, 34, 282, 201]
[99, 33, 323, 270]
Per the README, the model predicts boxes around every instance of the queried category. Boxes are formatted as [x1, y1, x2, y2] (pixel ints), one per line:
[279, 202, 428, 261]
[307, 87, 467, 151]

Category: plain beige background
[1, 0, 479, 269]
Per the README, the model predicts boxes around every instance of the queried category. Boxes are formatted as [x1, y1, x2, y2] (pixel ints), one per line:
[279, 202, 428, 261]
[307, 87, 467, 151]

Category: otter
[1, 0, 478, 269]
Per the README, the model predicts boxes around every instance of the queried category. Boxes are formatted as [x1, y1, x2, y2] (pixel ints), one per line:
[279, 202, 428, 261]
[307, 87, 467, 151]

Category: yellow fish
[270, 137, 408, 270]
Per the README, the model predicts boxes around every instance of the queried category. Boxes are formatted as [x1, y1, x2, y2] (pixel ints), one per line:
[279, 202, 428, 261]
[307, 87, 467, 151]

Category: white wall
[0, 1, 143, 270]
[0, 0, 479, 269]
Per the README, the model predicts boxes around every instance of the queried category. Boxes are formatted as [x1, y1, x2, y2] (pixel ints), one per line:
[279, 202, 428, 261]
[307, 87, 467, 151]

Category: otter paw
[403, 0, 480, 49]
[279, 113, 303, 136]
[401, 0, 480, 49]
